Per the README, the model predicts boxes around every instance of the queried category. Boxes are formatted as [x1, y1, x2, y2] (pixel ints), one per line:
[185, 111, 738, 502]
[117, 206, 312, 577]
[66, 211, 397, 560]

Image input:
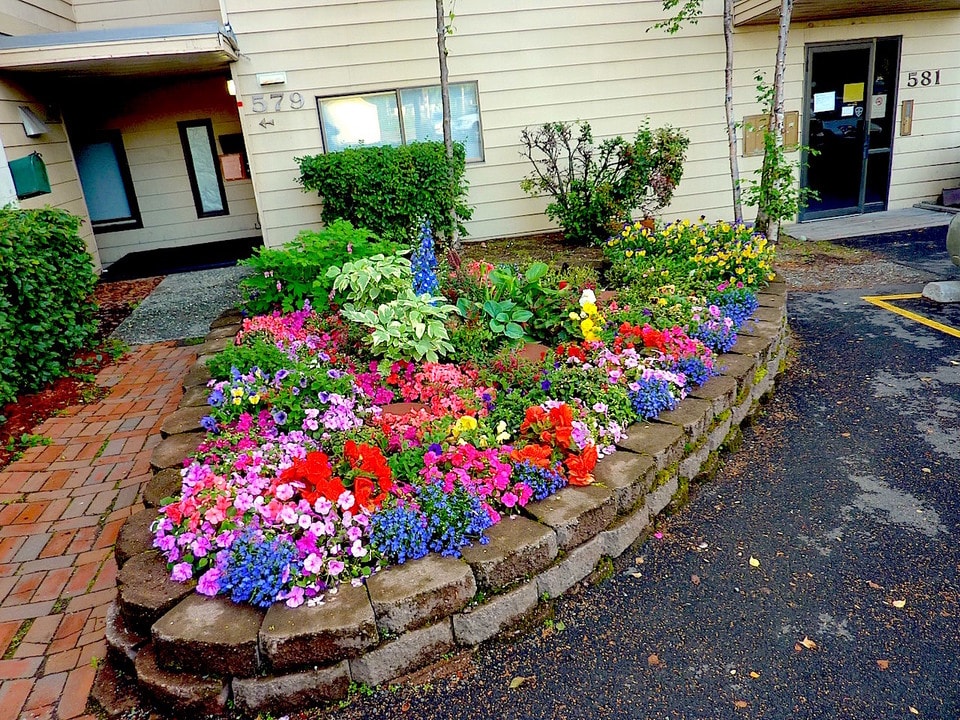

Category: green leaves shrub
[239, 220, 399, 315]
[0, 208, 98, 405]
[327, 254, 413, 310]
[297, 142, 472, 245]
[520, 120, 689, 246]
[340, 294, 459, 363]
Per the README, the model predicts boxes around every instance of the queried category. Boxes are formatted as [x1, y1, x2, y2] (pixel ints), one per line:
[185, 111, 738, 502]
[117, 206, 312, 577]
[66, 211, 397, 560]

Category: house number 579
[906, 70, 941, 87]
[250, 92, 305, 112]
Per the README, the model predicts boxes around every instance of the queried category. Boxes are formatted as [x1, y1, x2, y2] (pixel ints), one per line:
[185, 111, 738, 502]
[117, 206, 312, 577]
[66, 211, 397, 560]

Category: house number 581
[251, 92, 305, 112]
[906, 70, 941, 87]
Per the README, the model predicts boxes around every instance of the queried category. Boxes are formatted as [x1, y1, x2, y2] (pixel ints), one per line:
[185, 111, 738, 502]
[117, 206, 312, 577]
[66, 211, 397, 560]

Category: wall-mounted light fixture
[18, 106, 49, 138]
[257, 72, 286, 86]
[226, 79, 237, 96]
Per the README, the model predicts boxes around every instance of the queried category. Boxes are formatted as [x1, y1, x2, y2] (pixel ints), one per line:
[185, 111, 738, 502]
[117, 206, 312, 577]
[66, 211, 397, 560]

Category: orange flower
[565, 444, 598, 486]
[511, 443, 553, 468]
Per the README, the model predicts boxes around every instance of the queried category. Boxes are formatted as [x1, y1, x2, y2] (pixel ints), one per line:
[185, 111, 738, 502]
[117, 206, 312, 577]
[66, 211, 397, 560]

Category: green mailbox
[10, 152, 51, 200]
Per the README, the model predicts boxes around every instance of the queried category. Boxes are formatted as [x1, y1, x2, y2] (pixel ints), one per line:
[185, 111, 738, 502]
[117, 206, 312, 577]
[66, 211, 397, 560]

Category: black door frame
[800, 37, 901, 221]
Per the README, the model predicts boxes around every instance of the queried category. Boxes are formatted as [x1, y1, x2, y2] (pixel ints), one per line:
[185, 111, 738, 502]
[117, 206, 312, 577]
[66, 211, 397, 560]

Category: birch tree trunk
[755, 0, 793, 243]
[723, 0, 742, 223]
[435, 0, 461, 251]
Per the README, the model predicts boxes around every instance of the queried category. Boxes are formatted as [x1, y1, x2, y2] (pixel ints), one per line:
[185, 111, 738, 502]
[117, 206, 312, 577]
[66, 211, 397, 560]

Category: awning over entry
[735, 0, 960, 26]
[0, 22, 238, 77]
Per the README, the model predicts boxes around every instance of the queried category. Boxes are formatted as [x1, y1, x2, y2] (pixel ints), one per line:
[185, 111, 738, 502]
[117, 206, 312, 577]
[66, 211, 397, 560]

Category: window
[318, 81, 484, 161]
[178, 119, 229, 218]
[74, 131, 142, 232]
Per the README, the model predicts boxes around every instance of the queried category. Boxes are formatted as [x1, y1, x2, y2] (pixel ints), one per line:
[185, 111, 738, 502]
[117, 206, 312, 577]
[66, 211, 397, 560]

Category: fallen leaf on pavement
[892, 599, 907, 608]
[733, 700, 748, 709]
[749, 556, 760, 567]
[691, 574, 701, 586]
[867, 581, 883, 590]
[749, 671, 761, 679]
[877, 660, 890, 670]
[629, 571, 643, 579]
[401, 701, 411, 713]
[799, 636, 818, 650]
[841, 432, 851, 437]
[909, 707, 920, 715]
[921, 468, 931, 474]
[647, 654, 661, 667]
[509, 676, 531, 689]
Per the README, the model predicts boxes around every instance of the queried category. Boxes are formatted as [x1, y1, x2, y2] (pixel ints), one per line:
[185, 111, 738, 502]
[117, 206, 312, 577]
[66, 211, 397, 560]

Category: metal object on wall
[900, 99, 914, 136]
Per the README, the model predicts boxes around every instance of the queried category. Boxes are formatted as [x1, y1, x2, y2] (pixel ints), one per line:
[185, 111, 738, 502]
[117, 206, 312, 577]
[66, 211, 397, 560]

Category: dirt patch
[775, 235, 934, 291]
[461, 232, 604, 268]
[0, 275, 163, 470]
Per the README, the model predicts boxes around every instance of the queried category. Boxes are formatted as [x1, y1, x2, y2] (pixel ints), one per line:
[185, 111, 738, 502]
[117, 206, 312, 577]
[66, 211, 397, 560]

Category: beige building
[1, 0, 958, 271]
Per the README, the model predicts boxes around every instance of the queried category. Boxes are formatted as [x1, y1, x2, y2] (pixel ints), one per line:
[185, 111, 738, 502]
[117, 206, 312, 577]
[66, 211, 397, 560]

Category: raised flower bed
[97, 220, 788, 717]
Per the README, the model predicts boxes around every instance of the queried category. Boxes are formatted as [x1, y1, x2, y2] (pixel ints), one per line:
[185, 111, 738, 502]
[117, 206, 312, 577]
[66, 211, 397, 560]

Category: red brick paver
[0, 343, 195, 720]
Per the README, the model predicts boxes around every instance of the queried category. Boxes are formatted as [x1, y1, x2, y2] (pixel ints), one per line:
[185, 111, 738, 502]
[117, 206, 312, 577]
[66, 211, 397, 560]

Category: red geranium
[280, 451, 346, 506]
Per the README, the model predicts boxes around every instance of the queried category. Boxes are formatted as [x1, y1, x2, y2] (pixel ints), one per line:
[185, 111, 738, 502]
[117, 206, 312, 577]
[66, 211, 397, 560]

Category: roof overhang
[735, 0, 960, 26]
[0, 21, 239, 77]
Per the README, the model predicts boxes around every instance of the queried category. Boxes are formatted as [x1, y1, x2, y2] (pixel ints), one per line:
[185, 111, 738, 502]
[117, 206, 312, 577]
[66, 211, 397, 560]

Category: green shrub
[297, 142, 472, 245]
[206, 338, 292, 380]
[520, 120, 689, 246]
[239, 220, 398, 315]
[0, 208, 98, 405]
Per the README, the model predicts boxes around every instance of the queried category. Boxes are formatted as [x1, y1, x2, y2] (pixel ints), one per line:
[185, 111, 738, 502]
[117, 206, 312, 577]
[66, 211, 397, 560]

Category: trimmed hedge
[297, 141, 472, 245]
[0, 207, 98, 405]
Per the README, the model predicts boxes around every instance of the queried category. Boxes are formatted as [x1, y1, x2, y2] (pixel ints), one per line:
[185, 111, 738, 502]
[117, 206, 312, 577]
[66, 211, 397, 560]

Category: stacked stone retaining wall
[97, 282, 790, 717]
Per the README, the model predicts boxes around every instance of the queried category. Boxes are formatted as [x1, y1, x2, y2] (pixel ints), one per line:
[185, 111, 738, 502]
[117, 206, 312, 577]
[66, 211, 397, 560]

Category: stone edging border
[94, 282, 789, 718]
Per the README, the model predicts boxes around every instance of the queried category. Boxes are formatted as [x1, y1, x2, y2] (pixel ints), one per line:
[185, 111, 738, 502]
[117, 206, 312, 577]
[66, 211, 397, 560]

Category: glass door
[800, 38, 900, 220]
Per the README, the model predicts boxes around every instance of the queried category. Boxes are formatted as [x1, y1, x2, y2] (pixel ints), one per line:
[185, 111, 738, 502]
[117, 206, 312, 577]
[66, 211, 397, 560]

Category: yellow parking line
[861, 293, 960, 339]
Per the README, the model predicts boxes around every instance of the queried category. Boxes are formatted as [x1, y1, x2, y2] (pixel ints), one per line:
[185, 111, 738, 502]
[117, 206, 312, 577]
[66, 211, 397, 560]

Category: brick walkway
[0, 343, 196, 720]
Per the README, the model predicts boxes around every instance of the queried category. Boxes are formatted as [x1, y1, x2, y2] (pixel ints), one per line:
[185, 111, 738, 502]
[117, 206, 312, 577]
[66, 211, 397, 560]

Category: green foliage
[740, 74, 817, 228]
[0, 207, 98, 405]
[297, 142, 473, 245]
[206, 338, 292, 380]
[520, 120, 689, 246]
[454, 261, 574, 348]
[239, 220, 399, 315]
[327, 254, 413, 310]
[340, 294, 460, 363]
[651, 0, 704, 34]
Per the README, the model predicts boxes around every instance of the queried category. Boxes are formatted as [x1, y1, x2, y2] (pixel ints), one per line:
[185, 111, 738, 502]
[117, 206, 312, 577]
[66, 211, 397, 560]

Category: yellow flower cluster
[606, 219, 776, 289]
[572, 288, 605, 342]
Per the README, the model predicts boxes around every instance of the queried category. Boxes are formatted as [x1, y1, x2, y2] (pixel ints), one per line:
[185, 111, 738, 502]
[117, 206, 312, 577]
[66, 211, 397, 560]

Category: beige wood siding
[62, 74, 260, 267]
[72, 0, 221, 30]
[0, 0, 75, 34]
[0, 76, 97, 266]
[224, 0, 960, 245]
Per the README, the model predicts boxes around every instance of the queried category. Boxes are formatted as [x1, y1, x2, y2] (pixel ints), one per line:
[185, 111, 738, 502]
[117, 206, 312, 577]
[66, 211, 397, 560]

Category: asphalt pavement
[326, 233, 960, 720]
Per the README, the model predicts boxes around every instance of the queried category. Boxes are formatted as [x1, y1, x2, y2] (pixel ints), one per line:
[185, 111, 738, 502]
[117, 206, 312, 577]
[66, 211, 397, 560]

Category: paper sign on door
[843, 83, 865, 102]
[872, 94, 888, 117]
[813, 91, 836, 113]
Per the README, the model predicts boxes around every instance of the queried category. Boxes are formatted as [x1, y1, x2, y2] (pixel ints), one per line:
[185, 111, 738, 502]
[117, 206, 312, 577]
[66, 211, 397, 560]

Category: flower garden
[150, 218, 775, 610]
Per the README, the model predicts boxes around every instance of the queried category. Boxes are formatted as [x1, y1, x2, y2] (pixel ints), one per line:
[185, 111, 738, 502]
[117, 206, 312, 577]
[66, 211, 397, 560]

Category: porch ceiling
[0, 22, 238, 77]
[735, 0, 960, 26]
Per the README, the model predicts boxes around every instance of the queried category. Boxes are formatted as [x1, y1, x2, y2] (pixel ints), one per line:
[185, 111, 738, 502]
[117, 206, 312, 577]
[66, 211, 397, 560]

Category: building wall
[71, 0, 222, 31]
[61, 74, 260, 267]
[0, 0, 75, 35]
[222, 0, 960, 246]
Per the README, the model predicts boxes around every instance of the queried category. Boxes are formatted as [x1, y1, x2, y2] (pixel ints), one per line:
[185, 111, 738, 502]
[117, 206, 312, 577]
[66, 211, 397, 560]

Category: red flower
[281, 451, 346, 505]
[641, 325, 666, 351]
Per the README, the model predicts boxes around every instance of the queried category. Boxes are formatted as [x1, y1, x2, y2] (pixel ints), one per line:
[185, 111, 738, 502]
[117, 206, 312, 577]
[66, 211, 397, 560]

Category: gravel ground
[110, 265, 251, 344]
